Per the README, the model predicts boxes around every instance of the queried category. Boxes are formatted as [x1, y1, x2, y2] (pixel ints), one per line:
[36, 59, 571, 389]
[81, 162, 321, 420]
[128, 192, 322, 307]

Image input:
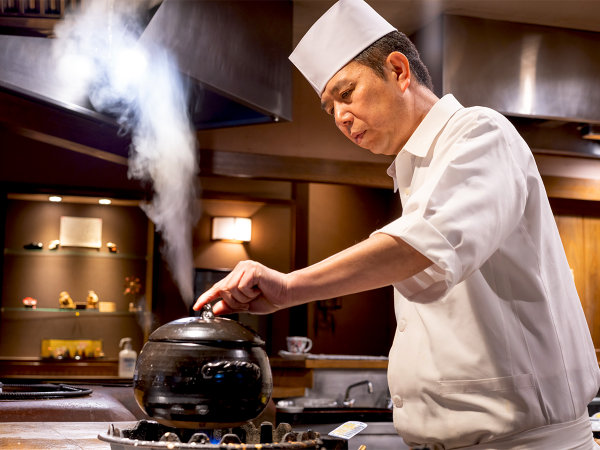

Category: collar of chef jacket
[386, 94, 463, 194]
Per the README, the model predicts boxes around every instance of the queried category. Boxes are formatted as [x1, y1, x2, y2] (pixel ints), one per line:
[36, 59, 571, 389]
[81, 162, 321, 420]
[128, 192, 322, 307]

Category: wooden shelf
[0, 358, 119, 377]
[1, 307, 139, 316]
[4, 248, 147, 260]
[270, 357, 388, 370]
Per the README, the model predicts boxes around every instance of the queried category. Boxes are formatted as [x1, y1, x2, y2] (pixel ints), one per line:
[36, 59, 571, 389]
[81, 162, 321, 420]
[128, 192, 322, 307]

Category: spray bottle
[118, 337, 137, 378]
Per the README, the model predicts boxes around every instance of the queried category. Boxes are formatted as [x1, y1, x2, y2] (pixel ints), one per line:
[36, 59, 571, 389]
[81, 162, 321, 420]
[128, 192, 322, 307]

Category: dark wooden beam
[198, 149, 393, 189]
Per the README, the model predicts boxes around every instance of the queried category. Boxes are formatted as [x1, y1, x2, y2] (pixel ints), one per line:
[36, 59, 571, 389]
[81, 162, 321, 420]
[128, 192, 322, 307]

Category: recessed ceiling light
[98, 198, 112, 205]
[49, 196, 62, 202]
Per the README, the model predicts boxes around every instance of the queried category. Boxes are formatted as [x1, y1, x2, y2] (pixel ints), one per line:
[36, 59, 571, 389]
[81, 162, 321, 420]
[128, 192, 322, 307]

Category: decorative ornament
[59, 291, 75, 309]
[22, 297, 37, 309]
[86, 290, 99, 309]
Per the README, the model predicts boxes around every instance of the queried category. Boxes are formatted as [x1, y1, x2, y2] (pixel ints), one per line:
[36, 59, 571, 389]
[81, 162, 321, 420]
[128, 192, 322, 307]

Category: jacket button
[392, 395, 403, 408]
[397, 318, 407, 332]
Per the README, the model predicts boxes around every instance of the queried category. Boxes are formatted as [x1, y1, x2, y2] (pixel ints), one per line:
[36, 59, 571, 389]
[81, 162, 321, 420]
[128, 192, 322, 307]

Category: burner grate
[98, 419, 347, 449]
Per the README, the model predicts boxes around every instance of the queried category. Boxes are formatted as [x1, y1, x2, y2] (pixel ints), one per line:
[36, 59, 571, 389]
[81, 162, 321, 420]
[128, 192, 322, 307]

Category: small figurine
[22, 297, 37, 309]
[59, 291, 75, 309]
[48, 239, 60, 250]
[106, 242, 118, 253]
[86, 290, 99, 309]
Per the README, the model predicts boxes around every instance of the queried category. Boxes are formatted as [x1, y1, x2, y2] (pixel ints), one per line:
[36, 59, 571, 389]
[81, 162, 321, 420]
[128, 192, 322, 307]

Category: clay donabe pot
[133, 305, 272, 428]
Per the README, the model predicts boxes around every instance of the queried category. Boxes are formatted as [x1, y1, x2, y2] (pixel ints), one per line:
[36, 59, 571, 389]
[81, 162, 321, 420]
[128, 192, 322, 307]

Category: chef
[194, 0, 600, 448]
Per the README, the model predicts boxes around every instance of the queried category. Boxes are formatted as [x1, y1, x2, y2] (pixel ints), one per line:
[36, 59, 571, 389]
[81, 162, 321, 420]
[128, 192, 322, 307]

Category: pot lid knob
[201, 303, 215, 321]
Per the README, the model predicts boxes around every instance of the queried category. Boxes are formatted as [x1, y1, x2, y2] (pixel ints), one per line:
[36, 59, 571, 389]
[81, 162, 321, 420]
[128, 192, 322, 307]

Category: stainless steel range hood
[0, 0, 292, 157]
[413, 15, 600, 158]
[140, 0, 292, 129]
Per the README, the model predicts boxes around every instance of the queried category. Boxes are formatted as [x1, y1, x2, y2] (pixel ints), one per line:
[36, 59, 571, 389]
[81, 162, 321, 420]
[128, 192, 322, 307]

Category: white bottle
[118, 337, 137, 378]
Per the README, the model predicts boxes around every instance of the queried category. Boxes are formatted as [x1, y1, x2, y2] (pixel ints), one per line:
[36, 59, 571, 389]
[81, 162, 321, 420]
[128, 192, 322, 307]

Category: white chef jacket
[372, 94, 600, 449]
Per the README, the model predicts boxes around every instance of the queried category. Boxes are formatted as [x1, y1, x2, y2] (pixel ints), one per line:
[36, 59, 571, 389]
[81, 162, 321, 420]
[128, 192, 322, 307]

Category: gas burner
[98, 419, 347, 449]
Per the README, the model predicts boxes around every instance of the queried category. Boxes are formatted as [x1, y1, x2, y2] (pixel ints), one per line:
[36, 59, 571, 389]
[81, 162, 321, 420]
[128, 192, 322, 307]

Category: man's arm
[193, 232, 432, 315]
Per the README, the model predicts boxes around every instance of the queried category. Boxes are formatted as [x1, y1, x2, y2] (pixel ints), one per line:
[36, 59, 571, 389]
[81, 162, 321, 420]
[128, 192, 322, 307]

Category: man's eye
[340, 89, 352, 99]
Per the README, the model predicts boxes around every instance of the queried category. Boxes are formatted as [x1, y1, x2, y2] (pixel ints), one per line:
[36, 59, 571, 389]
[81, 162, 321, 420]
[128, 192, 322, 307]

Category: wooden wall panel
[554, 215, 586, 314]
[554, 212, 600, 351]
[306, 183, 397, 356]
[584, 217, 600, 349]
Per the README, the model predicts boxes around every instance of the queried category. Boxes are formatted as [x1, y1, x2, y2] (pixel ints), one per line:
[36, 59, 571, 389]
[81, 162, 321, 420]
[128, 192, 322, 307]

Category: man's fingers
[212, 300, 235, 315]
[193, 261, 283, 315]
[223, 269, 258, 304]
[239, 269, 261, 299]
[246, 296, 279, 315]
[218, 289, 251, 311]
[193, 278, 257, 313]
[193, 285, 221, 311]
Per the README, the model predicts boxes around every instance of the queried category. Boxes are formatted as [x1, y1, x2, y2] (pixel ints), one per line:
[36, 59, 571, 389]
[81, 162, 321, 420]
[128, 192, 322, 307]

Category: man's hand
[193, 261, 290, 315]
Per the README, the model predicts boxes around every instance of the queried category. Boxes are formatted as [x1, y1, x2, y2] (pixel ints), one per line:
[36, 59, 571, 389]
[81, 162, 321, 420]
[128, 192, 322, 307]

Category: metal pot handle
[201, 360, 261, 380]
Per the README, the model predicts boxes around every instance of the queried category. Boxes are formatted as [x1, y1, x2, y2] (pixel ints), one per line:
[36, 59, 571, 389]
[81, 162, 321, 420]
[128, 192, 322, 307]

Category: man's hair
[353, 31, 434, 91]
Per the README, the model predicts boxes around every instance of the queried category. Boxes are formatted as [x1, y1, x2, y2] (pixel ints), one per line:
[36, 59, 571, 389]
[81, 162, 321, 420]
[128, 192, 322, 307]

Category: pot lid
[148, 304, 264, 346]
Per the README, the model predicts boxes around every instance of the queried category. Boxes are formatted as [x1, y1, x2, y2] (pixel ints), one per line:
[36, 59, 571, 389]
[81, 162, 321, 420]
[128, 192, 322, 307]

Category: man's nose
[334, 106, 352, 131]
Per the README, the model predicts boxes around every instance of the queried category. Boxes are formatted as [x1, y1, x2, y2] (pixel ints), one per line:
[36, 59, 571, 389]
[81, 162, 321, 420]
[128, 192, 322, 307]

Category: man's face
[320, 60, 412, 156]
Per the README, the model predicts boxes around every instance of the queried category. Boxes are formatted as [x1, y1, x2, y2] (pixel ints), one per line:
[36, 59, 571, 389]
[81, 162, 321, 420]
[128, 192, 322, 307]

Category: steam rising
[53, 0, 198, 304]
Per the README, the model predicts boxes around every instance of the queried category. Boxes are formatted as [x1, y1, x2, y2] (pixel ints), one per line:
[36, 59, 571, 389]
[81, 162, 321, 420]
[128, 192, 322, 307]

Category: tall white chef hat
[289, 0, 397, 96]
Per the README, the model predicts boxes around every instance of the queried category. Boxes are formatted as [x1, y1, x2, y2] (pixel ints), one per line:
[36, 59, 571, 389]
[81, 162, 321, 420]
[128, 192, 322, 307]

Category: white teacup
[286, 336, 312, 354]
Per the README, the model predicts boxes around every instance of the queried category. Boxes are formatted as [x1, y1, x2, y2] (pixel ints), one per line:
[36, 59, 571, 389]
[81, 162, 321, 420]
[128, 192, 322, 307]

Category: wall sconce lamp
[211, 217, 252, 242]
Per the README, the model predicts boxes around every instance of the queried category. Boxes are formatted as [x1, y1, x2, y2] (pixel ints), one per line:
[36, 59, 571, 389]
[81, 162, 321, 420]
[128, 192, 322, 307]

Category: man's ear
[387, 52, 411, 92]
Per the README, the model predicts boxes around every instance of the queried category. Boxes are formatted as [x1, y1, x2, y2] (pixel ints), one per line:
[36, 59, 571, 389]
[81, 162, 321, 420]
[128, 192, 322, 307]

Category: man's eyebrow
[320, 82, 343, 111]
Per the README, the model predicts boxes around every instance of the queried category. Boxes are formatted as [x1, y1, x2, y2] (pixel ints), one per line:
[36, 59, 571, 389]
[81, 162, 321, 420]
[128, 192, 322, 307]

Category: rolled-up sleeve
[373, 110, 528, 301]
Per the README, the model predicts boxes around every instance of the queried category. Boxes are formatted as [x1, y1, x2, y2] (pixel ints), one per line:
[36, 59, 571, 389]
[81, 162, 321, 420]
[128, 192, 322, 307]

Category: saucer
[277, 405, 304, 413]
[276, 399, 304, 413]
[278, 350, 309, 360]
